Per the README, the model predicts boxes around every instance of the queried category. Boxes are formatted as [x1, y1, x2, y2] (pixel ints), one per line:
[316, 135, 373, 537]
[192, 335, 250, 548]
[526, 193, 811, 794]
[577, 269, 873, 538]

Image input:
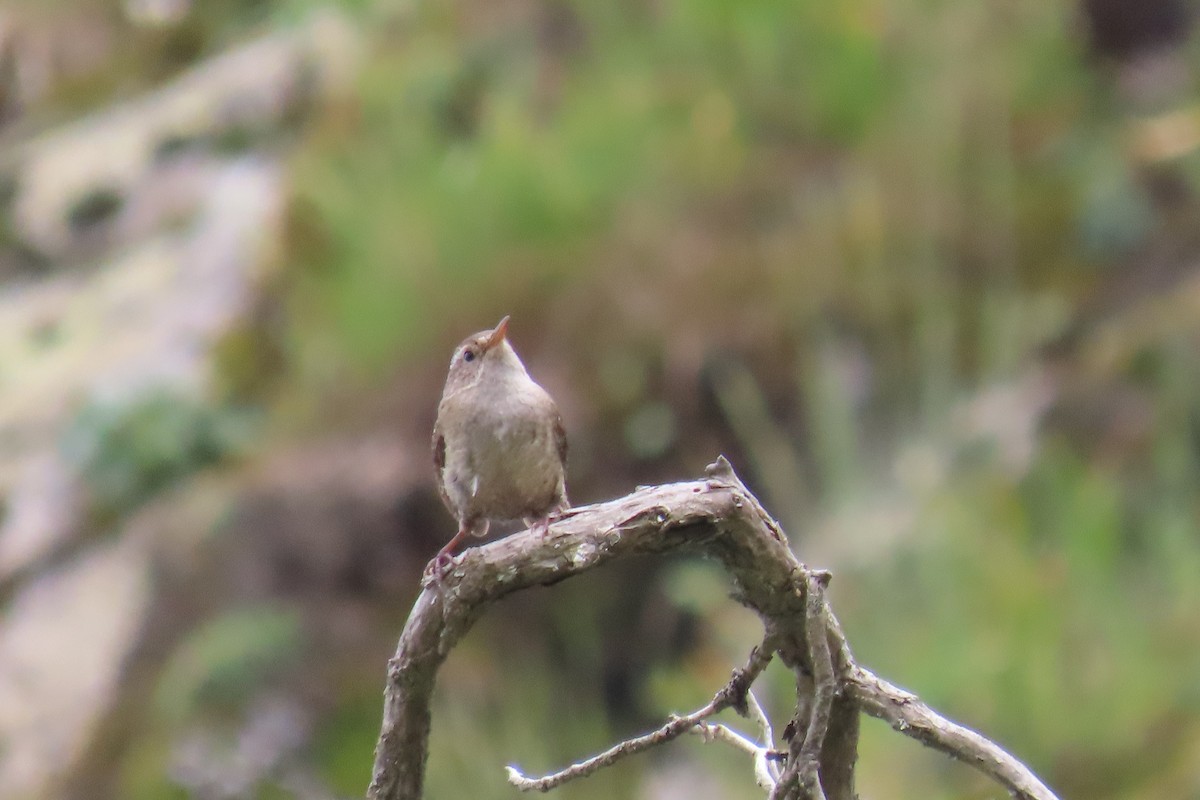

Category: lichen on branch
[367, 457, 1059, 800]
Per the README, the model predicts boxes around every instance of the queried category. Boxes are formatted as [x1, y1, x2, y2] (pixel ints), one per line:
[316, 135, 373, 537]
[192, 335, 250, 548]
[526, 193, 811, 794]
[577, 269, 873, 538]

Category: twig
[820, 603, 855, 679]
[691, 719, 781, 793]
[744, 690, 782, 787]
[847, 666, 1058, 800]
[506, 643, 774, 792]
[746, 689, 775, 747]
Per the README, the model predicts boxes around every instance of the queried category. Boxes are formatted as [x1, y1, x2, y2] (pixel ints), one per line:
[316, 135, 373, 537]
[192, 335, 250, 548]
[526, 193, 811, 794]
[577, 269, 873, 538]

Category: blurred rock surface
[0, 9, 360, 798]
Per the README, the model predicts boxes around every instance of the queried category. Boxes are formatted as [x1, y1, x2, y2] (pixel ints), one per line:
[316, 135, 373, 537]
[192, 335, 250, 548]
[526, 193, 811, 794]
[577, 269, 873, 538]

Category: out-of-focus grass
[154, 606, 306, 723]
[282, 0, 1097, 401]
[843, 435, 1200, 798]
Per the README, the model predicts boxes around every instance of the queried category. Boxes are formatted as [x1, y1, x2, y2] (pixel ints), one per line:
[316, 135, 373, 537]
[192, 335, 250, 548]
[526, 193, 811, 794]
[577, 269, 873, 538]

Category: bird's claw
[422, 551, 456, 584]
[536, 514, 564, 538]
[541, 505, 573, 536]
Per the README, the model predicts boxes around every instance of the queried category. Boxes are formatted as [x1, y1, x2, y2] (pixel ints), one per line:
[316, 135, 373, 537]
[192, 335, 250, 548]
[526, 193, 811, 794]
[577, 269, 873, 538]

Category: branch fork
[367, 457, 1060, 800]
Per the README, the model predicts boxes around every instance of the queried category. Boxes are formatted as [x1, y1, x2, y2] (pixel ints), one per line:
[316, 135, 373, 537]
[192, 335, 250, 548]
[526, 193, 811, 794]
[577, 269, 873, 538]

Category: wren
[429, 316, 568, 576]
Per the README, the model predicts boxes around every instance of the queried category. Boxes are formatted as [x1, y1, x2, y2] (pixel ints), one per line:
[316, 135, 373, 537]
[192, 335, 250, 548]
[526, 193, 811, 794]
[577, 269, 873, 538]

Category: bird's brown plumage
[428, 317, 568, 575]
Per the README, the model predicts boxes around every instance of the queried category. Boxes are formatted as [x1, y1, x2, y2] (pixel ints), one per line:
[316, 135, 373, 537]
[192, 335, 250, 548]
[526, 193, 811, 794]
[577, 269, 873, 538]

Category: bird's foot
[422, 552, 454, 584]
[525, 513, 561, 539]
[544, 502, 573, 530]
[423, 523, 479, 585]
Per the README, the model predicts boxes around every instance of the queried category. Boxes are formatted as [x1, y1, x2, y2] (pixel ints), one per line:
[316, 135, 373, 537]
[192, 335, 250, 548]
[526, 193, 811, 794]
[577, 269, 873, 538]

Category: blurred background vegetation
[2, 0, 1200, 798]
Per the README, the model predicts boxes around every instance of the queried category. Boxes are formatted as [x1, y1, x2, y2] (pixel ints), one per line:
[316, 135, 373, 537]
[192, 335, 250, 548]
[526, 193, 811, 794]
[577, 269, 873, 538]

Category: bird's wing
[553, 410, 568, 468]
[552, 406, 570, 509]
[432, 421, 453, 512]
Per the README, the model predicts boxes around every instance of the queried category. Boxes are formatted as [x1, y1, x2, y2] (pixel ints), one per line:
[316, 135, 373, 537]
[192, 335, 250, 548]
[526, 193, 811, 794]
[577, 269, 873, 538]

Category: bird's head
[442, 315, 529, 396]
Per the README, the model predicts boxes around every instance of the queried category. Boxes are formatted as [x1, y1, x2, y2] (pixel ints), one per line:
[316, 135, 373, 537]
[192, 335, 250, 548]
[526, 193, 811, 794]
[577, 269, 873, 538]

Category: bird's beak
[485, 315, 510, 351]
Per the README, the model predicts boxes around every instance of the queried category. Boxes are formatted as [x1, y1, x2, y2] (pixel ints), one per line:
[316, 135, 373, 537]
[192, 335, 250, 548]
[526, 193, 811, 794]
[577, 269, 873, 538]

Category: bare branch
[770, 573, 835, 800]
[744, 690, 781, 786]
[797, 573, 834, 800]
[691, 720, 781, 793]
[813, 617, 860, 800]
[506, 643, 774, 792]
[367, 457, 1061, 800]
[847, 666, 1059, 800]
[746, 689, 774, 745]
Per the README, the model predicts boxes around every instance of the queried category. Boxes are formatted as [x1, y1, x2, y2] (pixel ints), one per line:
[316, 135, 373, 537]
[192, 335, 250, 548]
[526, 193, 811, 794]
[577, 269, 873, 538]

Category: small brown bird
[430, 316, 569, 575]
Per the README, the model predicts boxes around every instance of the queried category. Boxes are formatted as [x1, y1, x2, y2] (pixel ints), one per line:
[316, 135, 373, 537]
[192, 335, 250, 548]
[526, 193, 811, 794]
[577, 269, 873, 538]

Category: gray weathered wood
[367, 457, 1059, 800]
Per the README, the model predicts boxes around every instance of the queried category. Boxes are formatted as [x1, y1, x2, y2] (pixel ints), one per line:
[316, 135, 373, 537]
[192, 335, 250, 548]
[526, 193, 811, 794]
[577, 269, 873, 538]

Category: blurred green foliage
[285, 0, 1095, 385]
[62, 390, 260, 522]
[154, 605, 305, 722]
[117, 607, 305, 798]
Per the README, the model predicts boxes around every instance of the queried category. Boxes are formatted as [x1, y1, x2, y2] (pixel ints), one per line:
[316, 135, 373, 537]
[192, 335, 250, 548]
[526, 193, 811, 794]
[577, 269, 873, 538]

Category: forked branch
[367, 457, 1060, 800]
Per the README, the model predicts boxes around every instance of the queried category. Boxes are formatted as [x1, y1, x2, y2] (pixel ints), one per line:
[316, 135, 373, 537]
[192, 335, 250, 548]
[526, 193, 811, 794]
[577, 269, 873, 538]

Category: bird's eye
[463, 349, 476, 363]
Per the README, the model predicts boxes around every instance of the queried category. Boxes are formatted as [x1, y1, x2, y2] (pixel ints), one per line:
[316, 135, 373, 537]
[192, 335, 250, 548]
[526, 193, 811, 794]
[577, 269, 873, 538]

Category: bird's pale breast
[439, 382, 563, 521]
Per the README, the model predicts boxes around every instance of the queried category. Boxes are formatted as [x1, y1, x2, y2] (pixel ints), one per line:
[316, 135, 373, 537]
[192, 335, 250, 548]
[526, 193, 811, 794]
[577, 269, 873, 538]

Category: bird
[429, 315, 569, 576]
